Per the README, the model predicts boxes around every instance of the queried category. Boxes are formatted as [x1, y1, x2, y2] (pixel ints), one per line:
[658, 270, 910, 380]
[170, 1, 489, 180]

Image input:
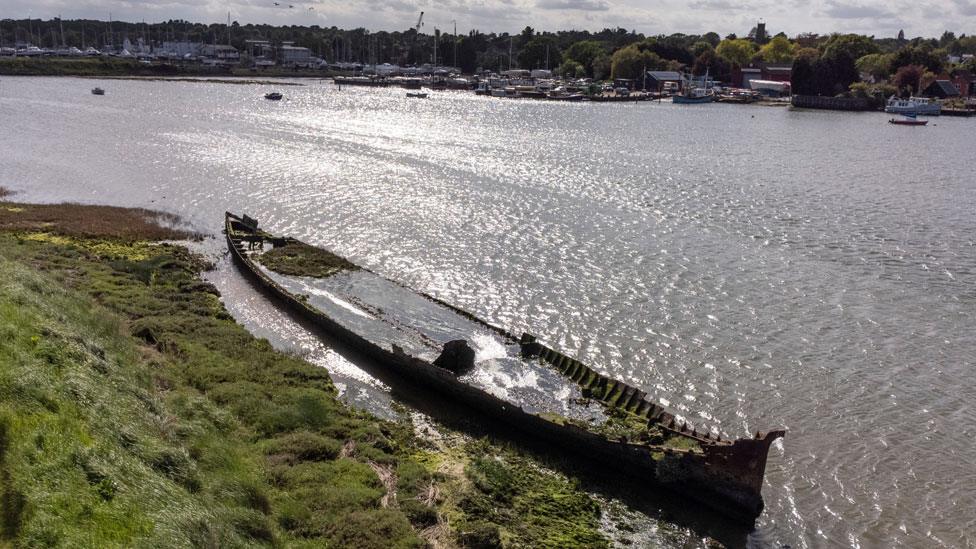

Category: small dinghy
[889, 113, 927, 126]
[91, 87, 105, 95]
[264, 92, 283, 101]
[406, 92, 428, 99]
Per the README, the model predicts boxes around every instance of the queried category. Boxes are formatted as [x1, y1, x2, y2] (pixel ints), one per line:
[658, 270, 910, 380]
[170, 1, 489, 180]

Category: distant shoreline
[0, 57, 339, 80]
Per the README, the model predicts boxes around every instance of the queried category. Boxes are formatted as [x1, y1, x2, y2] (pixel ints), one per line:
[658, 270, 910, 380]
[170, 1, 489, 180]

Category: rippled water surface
[3, 76, 975, 548]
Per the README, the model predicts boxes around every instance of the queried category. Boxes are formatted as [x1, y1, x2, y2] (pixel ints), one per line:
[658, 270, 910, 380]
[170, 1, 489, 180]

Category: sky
[2, 0, 972, 39]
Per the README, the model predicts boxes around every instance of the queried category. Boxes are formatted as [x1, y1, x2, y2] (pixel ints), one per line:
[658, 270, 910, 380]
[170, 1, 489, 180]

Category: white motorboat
[885, 96, 941, 115]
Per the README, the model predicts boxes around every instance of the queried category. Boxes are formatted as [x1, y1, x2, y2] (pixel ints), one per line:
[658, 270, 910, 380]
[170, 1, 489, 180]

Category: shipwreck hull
[224, 212, 784, 522]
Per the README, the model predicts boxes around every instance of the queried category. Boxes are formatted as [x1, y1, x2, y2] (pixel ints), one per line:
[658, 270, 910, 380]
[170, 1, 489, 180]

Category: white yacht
[885, 96, 941, 115]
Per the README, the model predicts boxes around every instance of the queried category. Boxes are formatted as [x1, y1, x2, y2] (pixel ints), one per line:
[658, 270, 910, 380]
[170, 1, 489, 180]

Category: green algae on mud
[257, 241, 358, 278]
[0, 200, 612, 547]
[0, 229, 426, 547]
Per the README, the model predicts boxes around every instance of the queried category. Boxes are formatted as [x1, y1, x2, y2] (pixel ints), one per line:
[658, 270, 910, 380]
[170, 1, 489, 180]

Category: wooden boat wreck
[225, 212, 785, 522]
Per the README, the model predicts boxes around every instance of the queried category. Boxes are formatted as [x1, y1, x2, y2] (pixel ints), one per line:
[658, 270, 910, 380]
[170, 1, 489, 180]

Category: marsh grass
[0, 198, 610, 548]
[0, 201, 197, 241]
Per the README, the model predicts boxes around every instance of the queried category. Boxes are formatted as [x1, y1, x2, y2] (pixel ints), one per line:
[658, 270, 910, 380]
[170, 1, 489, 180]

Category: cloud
[3, 0, 976, 38]
[688, 0, 747, 11]
[953, 0, 976, 15]
[536, 0, 610, 10]
[822, 1, 894, 19]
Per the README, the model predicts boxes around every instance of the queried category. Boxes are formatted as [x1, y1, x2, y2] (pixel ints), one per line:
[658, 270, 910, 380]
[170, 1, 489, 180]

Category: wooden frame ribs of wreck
[224, 212, 785, 523]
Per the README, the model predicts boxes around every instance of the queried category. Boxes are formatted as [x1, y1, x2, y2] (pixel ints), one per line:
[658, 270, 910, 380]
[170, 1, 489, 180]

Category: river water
[2, 76, 974, 548]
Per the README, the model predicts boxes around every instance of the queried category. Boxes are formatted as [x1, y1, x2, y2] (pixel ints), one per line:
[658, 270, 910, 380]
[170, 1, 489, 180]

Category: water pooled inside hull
[255, 262, 607, 423]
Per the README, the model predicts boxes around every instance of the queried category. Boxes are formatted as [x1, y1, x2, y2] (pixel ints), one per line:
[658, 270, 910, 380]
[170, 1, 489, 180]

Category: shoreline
[1, 190, 710, 547]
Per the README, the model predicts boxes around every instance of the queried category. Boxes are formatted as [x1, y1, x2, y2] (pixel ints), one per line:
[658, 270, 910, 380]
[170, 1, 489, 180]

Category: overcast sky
[3, 0, 971, 39]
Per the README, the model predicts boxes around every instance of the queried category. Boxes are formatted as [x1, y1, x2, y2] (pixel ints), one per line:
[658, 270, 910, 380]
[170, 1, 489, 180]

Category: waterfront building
[645, 71, 682, 92]
[159, 41, 201, 59]
[200, 44, 240, 65]
[923, 80, 961, 99]
[280, 44, 313, 67]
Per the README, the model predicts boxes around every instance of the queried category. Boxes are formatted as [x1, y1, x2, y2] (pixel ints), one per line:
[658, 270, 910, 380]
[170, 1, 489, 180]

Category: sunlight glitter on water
[4, 77, 976, 548]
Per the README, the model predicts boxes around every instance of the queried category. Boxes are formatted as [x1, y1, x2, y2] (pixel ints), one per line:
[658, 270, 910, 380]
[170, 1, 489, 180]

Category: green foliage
[328, 509, 423, 549]
[610, 43, 665, 80]
[592, 54, 612, 80]
[715, 39, 756, 67]
[758, 35, 795, 64]
[692, 49, 731, 79]
[856, 53, 896, 81]
[792, 51, 860, 96]
[821, 33, 880, 62]
[456, 440, 608, 548]
[891, 46, 944, 74]
[517, 35, 562, 70]
[690, 40, 714, 57]
[849, 82, 896, 108]
[563, 40, 606, 77]
[0, 231, 431, 547]
[557, 60, 585, 78]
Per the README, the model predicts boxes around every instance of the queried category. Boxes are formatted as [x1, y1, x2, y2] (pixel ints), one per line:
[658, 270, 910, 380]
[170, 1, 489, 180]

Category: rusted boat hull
[224, 212, 784, 522]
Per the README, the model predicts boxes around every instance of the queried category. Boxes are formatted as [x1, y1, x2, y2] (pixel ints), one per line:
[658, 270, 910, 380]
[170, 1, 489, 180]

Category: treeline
[3, 17, 976, 92]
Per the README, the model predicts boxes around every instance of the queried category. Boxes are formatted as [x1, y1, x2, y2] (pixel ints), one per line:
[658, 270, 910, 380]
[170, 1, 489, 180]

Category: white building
[280, 45, 312, 66]
[159, 41, 201, 58]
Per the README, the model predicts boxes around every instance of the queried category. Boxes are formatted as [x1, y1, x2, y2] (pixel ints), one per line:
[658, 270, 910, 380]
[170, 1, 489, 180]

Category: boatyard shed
[644, 71, 681, 92]
[761, 63, 793, 82]
[923, 80, 961, 98]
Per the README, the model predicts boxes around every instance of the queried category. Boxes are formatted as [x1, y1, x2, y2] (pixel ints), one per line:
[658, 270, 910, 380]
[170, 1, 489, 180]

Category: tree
[701, 32, 721, 47]
[892, 64, 925, 94]
[592, 54, 612, 80]
[758, 35, 795, 63]
[794, 47, 820, 62]
[563, 40, 605, 77]
[891, 46, 943, 73]
[793, 51, 859, 96]
[610, 43, 664, 79]
[691, 40, 713, 57]
[897, 29, 905, 41]
[693, 49, 731, 81]
[791, 56, 816, 94]
[557, 60, 585, 78]
[821, 33, 879, 62]
[642, 36, 694, 64]
[715, 38, 756, 66]
[517, 35, 561, 70]
[855, 53, 894, 81]
[939, 30, 956, 48]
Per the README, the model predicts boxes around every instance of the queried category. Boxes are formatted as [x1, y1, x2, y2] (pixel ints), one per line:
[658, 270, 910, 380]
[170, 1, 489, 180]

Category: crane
[411, 11, 424, 65]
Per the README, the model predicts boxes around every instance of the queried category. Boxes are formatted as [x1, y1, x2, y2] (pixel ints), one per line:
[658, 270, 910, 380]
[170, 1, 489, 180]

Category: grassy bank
[0, 194, 609, 547]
